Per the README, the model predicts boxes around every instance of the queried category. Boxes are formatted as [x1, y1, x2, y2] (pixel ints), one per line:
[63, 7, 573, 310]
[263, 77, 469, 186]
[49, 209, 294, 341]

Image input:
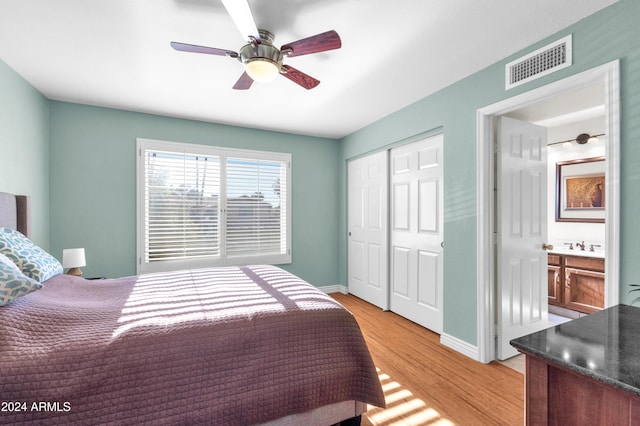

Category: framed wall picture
[555, 156, 605, 223]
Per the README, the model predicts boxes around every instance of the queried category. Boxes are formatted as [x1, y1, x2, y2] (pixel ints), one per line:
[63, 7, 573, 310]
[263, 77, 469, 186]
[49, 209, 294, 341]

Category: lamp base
[66, 267, 83, 277]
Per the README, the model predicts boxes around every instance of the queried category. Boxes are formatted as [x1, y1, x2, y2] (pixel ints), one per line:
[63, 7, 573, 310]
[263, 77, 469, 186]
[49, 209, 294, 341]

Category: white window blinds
[144, 150, 221, 263]
[137, 139, 291, 273]
[226, 157, 288, 259]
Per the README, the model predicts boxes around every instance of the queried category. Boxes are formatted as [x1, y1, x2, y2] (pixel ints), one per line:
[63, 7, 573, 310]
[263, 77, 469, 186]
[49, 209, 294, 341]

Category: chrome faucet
[564, 242, 574, 250]
[576, 241, 586, 251]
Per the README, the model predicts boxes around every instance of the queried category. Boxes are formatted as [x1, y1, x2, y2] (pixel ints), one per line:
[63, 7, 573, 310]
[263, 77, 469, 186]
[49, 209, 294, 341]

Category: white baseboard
[440, 333, 480, 362]
[318, 285, 348, 294]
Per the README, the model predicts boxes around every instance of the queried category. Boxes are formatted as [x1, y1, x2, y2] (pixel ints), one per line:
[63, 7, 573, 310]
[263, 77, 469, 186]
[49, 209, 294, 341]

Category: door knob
[542, 243, 554, 251]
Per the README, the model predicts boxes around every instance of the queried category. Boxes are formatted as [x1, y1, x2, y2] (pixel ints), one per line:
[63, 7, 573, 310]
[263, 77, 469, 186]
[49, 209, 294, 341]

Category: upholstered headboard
[0, 192, 31, 238]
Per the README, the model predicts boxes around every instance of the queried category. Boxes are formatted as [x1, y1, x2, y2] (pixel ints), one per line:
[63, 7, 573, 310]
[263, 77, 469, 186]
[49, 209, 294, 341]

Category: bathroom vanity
[548, 249, 604, 314]
[511, 304, 640, 425]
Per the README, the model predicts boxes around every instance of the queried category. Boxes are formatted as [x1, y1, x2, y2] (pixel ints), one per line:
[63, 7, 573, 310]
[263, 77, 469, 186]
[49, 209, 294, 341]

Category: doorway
[476, 61, 620, 363]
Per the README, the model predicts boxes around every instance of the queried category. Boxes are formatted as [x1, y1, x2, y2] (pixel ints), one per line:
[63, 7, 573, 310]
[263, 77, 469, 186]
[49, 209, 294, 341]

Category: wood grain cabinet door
[564, 267, 605, 313]
[548, 265, 562, 306]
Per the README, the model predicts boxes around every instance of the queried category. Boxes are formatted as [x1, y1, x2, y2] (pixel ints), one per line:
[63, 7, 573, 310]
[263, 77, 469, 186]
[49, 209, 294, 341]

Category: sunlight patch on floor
[365, 368, 455, 426]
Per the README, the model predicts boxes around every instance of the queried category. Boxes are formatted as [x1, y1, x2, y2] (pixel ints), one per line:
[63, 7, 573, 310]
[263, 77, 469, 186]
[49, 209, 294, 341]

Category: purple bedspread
[0, 265, 384, 425]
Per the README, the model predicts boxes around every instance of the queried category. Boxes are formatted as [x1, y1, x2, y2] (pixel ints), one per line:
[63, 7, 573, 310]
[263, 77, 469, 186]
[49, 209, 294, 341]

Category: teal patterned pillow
[0, 228, 63, 282]
[0, 253, 43, 305]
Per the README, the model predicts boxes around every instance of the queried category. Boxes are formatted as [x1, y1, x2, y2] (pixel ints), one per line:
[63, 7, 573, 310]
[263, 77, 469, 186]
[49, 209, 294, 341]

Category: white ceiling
[508, 82, 605, 127]
[505, 82, 606, 144]
[0, 0, 618, 139]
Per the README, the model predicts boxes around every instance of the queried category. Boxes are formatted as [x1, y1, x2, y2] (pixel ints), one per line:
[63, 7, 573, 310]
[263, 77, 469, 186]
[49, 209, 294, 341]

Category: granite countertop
[511, 304, 640, 397]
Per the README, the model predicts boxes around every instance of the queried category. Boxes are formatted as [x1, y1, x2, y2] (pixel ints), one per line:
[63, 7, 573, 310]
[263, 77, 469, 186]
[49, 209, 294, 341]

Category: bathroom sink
[547, 246, 605, 258]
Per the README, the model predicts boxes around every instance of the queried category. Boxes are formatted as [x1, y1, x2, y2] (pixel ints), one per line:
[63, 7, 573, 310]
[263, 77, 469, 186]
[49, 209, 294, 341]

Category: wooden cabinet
[547, 255, 562, 307]
[547, 254, 604, 314]
[512, 305, 640, 426]
[525, 354, 640, 425]
[564, 256, 605, 313]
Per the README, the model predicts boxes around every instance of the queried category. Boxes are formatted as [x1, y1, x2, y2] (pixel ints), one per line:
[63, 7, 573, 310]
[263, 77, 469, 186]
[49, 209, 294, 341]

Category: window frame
[136, 138, 292, 274]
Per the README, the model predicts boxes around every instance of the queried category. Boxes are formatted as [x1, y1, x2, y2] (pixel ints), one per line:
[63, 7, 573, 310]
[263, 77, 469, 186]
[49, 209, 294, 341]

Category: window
[137, 138, 291, 273]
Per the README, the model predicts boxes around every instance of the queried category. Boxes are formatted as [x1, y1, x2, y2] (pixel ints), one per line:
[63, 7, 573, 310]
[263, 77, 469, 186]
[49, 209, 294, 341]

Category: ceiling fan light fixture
[172, 22, 341, 90]
[244, 58, 280, 83]
[238, 33, 283, 84]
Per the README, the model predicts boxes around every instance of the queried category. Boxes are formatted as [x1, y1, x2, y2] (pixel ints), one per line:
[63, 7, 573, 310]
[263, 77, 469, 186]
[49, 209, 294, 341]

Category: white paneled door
[389, 134, 444, 333]
[497, 116, 550, 360]
[348, 151, 389, 310]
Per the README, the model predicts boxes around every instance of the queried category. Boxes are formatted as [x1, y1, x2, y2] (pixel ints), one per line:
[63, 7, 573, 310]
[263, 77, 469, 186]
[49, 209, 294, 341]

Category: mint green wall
[4, 0, 640, 352]
[338, 0, 640, 345]
[49, 102, 340, 285]
[0, 60, 50, 248]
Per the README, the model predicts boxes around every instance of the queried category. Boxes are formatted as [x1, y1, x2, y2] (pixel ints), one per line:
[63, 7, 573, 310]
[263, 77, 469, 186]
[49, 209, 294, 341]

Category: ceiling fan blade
[170, 41, 238, 58]
[281, 65, 320, 90]
[221, 0, 260, 40]
[233, 72, 254, 90]
[281, 30, 342, 58]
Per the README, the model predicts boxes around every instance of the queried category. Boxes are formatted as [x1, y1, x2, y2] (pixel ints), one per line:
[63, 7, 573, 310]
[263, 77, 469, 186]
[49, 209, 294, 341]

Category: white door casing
[389, 134, 444, 333]
[347, 151, 389, 310]
[497, 117, 550, 359]
[477, 60, 620, 363]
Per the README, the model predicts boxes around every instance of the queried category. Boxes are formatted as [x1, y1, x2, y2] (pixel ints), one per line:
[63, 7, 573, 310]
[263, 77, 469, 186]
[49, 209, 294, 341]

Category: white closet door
[390, 134, 443, 333]
[347, 151, 389, 310]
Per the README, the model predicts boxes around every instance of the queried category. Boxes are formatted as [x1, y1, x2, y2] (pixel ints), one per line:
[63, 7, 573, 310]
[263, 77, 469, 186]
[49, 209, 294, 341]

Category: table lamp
[63, 248, 86, 277]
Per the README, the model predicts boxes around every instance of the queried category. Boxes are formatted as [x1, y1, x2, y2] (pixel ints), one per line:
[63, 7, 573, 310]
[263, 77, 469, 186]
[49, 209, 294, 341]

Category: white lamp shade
[63, 248, 86, 268]
[244, 59, 280, 83]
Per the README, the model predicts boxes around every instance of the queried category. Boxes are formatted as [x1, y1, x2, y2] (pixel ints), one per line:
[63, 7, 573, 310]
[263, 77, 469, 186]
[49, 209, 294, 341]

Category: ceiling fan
[170, 0, 342, 90]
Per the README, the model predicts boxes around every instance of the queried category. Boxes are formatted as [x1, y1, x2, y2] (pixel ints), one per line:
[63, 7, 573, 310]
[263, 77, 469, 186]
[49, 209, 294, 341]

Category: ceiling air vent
[505, 35, 572, 90]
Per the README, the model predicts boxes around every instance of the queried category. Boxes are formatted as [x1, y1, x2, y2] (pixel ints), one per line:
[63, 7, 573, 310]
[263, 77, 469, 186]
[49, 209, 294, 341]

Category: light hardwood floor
[331, 293, 524, 426]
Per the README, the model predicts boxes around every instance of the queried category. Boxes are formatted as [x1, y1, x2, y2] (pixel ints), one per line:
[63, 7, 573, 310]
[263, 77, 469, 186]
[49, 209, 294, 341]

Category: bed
[0, 192, 385, 425]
